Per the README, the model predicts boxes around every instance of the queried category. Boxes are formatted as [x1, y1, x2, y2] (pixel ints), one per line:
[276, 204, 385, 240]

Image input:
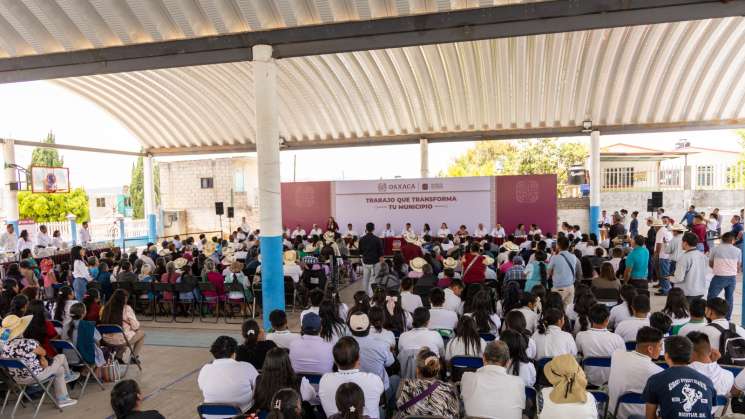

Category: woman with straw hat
[538, 354, 597, 418]
[0, 314, 79, 407]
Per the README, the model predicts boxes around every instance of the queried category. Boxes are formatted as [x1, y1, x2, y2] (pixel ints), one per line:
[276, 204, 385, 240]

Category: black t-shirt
[609, 223, 627, 242]
[359, 233, 384, 265]
[122, 410, 165, 419]
[236, 340, 277, 370]
[642, 366, 715, 419]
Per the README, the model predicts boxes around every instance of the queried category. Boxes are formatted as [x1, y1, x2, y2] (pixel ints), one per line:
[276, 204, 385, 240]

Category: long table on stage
[382, 236, 524, 256]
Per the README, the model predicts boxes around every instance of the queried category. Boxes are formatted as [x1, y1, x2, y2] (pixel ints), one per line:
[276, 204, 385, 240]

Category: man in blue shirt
[624, 235, 650, 290]
[682, 205, 698, 226]
[642, 335, 715, 419]
[730, 215, 743, 246]
[547, 236, 581, 306]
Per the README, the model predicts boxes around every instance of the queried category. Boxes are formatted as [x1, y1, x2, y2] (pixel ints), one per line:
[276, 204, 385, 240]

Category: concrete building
[158, 157, 259, 237]
[87, 186, 128, 220]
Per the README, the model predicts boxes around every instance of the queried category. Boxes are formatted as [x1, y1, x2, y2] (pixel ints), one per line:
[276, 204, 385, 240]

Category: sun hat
[127, 246, 138, 255]
[442, 257, 457, 269]
[650, 218, 664, 227]
[349, 312, 370, 332]
[409, 257, 427, 272]
[403, 232, 420, 245]
[482, 255, 495, 266]
[301, 312, 322, 333]
[202, 242, 216, 257]
[221, 254, 236, 265]
[303, 243, 317, 253]
[323, 231, 336, 243]
[671, 223, 687, 232]
[543, 354, 588, 404]
[502, 241, 519, 252]
[283, 250, 298, 265]
[229, 260, 244, 272]
[158, 248, 171, 257]
[1, 315, 33, 343]
[173, 257, 188, 270]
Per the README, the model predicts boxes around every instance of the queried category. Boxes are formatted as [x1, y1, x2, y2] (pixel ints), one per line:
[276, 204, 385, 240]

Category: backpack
[709, 323, 745, 365]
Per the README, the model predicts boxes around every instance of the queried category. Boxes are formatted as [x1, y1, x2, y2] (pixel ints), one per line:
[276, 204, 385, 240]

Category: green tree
[730, 130, 745, 188]
[129, 156, 160, 219]
[442, 138, 588, 196]
[29, 131, 64, 169]
[18, 187, 89, 222]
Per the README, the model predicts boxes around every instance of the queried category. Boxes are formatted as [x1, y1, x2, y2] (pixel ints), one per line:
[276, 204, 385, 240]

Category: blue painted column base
[119, 219, 126, 251]
[147, 213, 157, 244]
[69, 220, 78, 246]
[260, 235, 285, 330]
[589, 205, 600, 239]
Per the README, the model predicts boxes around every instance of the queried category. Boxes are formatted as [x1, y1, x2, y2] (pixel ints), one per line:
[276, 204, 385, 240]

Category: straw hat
[502, 241, 519, 252]
[1, 315, 33, 343]
[409, 257, 427, 272]
[127, 246, 138, 255]
[60, 241, 69, 251]
[202, 242, 216, 257]
[650, 218, 664, 227]
[283, 250, 298, 265]
[543, 354, 588, 404]
[482, 255, 495, 266]
[303, 243, 317, 253]
[671, 223, 687, 232]
[221, 255, 236, 265]
[323, 231, 336, 243]
[158, 248, 171, 257]
[442, 257, 457, 269]
[403, 232, 421, 245]
[229, 260, 244, 272]
[173, 257, 188, 270]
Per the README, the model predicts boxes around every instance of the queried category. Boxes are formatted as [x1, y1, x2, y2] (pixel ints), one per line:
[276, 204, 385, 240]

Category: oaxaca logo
[378, 182, 416, 192]
[515, 180, 539, 203]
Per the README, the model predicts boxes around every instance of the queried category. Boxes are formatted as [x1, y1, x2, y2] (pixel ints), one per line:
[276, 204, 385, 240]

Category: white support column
[143, 155, 157, 244]
[589, 130, 601, 238]
[2, 140, 19, 236]
[254, 44, 284, 328]
[420, 138, 429, 178]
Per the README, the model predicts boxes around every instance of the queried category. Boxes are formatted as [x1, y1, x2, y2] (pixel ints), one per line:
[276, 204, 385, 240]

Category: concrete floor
[9, 274, 744, 419]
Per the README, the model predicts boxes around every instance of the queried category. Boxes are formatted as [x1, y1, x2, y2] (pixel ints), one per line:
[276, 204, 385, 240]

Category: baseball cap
[301, 312, 321, 333]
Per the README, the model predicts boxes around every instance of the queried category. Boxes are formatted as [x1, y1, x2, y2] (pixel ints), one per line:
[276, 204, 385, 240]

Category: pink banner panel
[495, 174, 558, 235]
[281, 181, 332, 232]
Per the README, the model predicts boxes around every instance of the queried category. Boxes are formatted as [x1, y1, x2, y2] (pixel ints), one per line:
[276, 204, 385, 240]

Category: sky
[0, 80, 742, 189]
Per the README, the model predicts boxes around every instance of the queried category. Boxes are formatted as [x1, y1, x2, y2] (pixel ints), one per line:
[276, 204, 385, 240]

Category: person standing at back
[707, 232, 742, 320]
[359, 222, 384, 297]
[624, 235, 650, 291]
[669, 232, 708, 303]
[547, 236, 581, 306]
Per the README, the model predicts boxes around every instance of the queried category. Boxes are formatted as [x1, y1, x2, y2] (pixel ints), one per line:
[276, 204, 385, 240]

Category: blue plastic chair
[96, 324, 143, 376]
[50, 339, 105, 397]
[298, 372, 323, 385]
[625, 341, 636, 351]
[0, 358, 62, 418]
[722, 364, 744, 376]
[450, 356, 483, 382]
[479, 332, 497, 342]
[589, 390, 609, 418]
[613, 392, 645, 417]
[581, 357, 611, 368]
[197, 403, 242, 419]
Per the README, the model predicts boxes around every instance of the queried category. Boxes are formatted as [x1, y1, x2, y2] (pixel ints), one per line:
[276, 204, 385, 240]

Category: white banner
[333, 177, 493, 235]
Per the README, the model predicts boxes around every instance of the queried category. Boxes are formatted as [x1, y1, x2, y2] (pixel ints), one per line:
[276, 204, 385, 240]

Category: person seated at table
[381, 223, 395, 238]
[437, 223, 450, 238]
[456, 225, 469, 238]
[473, 223, 487, 237]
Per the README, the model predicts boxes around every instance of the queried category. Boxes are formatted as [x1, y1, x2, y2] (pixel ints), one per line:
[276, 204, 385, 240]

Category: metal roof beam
[1, 0, 744, 83]
[144, 118, 745, 156]
[0, 138, 145, 157]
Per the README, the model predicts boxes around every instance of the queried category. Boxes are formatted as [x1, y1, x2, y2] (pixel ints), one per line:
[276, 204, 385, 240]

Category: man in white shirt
[197, 336, 258, 414]
[576, 304, 625, 386]
[687, 331, 734, 414]
[240, 217, 250, 234]
[490, 223, 506, 238]
[79, 221, 91, 246]
[461, 340, 525, 419]
[400, 277, 423, 314]
[437, 223, 450, 238]
[380, 223, 395, 238]
[318, 337, 384, 419]
[608, 327, 664, 419]
[309, 224, 323, 237]
[427, 288, 458, 330]
[283, 250, 303, 283]
[345, 223, 357, 238]
[614, 295, 651, 342]
[289, 313, 335, 374]
[669, 232, 710, 300]
[531, 309, 577, 360]
[443, 280, 464, 314]
[701, 297, 745, 356]
[473, 223, 487, 237]
[1, 223, 18, 252]
[290, 224, 306, 239]
[36, 225, 51, 248]
[266, 310, 300, 349]
[398, 307, 445, 356]
[401, 222, 413, 236]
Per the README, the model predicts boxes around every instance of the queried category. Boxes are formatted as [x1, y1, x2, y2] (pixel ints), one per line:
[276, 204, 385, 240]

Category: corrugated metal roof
[0, 1, 743, 153]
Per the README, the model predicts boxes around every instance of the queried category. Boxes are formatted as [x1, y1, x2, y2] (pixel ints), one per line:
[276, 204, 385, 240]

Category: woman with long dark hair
[383, 290, 411, 333]
[500, 329, 536, 386]
[24, 299, 59, 357]
[662, 288, 690, 335]
[571, 292, 598, 334]
[503, 310, 537, 359]
[101, 289, 145, 364]
[497, 280, 522, 317]
[593, 261, 621, 290]
[533, 308, 577, 360]
[265, 388, 303, 419]
[71, 245, 92, 302]
[444, 315, 485, 361]
[252, 348, 317, 413]
[608, 284, 637, 330]
[465, 290, 500, 335]
[524, 251, 548, 291]
[319, 300, 347, 343]
[349, 291, 371, 317]
[236, 319, 277, 370]
[368, 305, 396, 349]
[53, 286, 76, 323]
[324, 286, 348, 321]
[330, 383, 366, 419]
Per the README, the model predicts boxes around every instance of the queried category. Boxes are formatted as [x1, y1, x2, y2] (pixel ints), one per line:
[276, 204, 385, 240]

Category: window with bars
[603, 167, 635, 189]
[696, 166, 714, 187]
[96, 197, 106, 208]
[200, 177, 214, 189]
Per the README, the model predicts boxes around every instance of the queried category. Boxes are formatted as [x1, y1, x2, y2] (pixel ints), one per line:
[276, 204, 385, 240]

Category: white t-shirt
[461, 365, 525, 419]
[532, 325, 578, 360]
[516, 307, 539, 333]
[437, 228, 450, 237]
[608, 350, 663, 419]
[614, 317, 650, 342]
[608, 302, 634, 330]
[197, 359, 258, 413]
[398, 327, 445, 357]
[464, 312, 501, 336]
[444, 337, 486, 361]
[443, 288, 463, 314]
[676, 320, 707, 337]
[428, 308, 458, 331]
[575, 328, 626, 386]
[319, 369, 384, 419]
[400, 291, 423, 314]
[284, 263, 303, 283]
[266, 330, 301, 349]
[369, 328, 396, 349]
[689, 361, 734, 413]
[700, 319, 745, 353]
[538, 388, 597, 419]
